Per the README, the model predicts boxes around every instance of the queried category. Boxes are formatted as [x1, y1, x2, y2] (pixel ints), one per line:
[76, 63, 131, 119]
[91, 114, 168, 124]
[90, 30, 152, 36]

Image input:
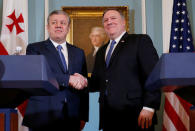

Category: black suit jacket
[23, 39, 89, 128]
[90, 33, 161, 128]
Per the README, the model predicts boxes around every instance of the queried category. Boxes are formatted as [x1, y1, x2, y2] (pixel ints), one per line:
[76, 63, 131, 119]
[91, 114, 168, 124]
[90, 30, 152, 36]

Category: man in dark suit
[90, 9, 161, 131]
[23, 10, 89, 131]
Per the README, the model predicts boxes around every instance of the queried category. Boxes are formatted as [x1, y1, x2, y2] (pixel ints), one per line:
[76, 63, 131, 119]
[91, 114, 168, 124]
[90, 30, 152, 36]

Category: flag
[0, 0, 28, 55]
[0, 0, 28, 130]
[163, 0, 193, 131]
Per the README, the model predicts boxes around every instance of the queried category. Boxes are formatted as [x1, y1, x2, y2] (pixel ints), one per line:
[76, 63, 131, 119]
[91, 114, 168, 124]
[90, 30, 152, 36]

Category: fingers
[138, 109, 154, 129]
[149, 118, 152, 127]
[69, 73, 88, 90]
[74, 73, 88, 87]
[138, 115, 147, 129]
[145, 118, 149, 129]
[138, 114, 141, 127]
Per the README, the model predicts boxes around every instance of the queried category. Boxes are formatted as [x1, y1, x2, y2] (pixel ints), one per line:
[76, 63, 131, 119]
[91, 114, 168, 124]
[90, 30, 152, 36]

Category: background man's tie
[57, 45, 67, 72]
[106, 40, 116, 67]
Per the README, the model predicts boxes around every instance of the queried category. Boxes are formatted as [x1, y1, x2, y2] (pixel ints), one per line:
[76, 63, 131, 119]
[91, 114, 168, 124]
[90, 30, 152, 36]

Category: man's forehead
[104, 10, 120, 17]
[50, 14, 67, 19]
[91, 31, 101, 35]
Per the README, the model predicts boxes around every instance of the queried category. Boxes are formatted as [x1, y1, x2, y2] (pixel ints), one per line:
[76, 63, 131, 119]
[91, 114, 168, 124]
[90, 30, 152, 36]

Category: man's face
[90, 31, 104, 47]
[47, 14, 69, 44]
[103, 10, 126, 40]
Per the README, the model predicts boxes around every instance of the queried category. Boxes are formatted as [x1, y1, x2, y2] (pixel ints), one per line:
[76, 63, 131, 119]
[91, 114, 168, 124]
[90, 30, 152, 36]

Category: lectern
[145, 53, 195, 131]
[0, 55, 59, 131]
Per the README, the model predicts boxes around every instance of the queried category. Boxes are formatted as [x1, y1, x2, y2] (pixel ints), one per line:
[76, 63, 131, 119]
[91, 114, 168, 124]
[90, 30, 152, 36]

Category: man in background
[86, 27, 106, 73]
[23, 10, 88, 131]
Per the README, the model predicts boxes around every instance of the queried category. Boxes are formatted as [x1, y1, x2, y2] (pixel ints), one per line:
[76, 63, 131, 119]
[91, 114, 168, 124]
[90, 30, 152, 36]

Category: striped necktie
[57, 45, 67, 72]
[106, 40, 116, 67]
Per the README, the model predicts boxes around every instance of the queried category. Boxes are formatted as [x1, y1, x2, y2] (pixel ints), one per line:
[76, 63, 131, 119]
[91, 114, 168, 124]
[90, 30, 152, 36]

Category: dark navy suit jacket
[23, 39, 89, 128]
[90, 33, 161, 129]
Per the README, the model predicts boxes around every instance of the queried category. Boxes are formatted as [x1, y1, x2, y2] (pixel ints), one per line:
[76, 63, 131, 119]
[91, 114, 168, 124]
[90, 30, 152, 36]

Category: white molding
[45, 0, 49, 40]
[141, 0, 146, 34]
[162, 0, 173, 53]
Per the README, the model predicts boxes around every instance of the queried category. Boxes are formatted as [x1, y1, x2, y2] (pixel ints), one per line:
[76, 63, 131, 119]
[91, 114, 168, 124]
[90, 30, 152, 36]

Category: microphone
[14, 46, 22, 55]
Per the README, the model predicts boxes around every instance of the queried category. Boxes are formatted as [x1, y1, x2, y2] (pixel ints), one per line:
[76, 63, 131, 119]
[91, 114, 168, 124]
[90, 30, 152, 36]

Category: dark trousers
[102, 103, 155, 131]
[29, 103, 80, 131]
[29, 118, 80, 131]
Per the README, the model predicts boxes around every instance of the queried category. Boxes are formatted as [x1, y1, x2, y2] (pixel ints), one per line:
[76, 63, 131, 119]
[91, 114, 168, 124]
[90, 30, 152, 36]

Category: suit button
[64, 98, 67, 103]
[106, 80, 108, 82]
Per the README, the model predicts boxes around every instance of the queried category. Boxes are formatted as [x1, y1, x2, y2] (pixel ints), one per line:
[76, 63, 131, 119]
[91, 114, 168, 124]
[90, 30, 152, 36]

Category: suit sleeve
[88, 46, 104, 92]
[137, 35, 161, 110]
[79, 50, 89, 122]
[26, 44, 40, 55]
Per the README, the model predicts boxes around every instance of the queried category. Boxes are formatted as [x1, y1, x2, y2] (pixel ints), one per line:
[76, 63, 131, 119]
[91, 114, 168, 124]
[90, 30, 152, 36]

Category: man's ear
[123, 19, 126, 27]
[47, 24, 49, 31]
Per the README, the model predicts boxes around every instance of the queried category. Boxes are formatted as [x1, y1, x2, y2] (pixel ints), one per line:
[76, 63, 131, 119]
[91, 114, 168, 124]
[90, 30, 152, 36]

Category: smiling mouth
[106, 26, 116, 30]
[55, 30, 62, 33]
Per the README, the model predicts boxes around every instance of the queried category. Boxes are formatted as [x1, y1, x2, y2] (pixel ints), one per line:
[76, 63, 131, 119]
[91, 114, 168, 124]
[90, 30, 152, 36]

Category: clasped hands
[69, 73, 88, 90]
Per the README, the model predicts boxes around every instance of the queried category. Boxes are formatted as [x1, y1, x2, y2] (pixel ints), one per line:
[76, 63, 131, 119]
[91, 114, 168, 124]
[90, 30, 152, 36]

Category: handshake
[69, 73, 88, 90]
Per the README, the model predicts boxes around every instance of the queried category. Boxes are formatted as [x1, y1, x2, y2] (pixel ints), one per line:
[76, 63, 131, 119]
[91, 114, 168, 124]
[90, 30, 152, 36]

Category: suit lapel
[66, 43, 74, 74]
[107, 32, 129, 68]
[45, 39, 67, 73]
[102, 44, 109, 68]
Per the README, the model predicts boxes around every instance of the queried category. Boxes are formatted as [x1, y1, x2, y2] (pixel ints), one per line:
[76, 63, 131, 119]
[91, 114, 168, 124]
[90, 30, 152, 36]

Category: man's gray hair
[90, 26, 106, 38]
[102, 8, 125, 20]
[47, 10, 71, 25]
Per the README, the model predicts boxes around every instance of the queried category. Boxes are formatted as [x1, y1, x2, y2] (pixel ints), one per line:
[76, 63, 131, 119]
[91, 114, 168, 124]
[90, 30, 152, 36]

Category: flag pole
[45, 0, 49, 40]
[162, 0, 173, 53]
[141, 0, 146, 34]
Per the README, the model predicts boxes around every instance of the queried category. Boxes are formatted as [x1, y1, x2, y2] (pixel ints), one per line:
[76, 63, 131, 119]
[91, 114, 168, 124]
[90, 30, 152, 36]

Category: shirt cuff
[143, 106, 155, 112]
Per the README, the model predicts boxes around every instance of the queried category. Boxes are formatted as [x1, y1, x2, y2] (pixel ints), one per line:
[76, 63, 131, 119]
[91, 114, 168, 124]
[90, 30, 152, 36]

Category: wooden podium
[190, 106, 195, 131]
[145, 53, 195, 131]
[0, 55, 59, 131]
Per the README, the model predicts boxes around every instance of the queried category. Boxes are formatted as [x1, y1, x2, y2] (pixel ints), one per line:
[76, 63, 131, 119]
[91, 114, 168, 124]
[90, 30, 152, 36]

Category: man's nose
[107, 19, 112, 25]
[56, 22, 62, 27]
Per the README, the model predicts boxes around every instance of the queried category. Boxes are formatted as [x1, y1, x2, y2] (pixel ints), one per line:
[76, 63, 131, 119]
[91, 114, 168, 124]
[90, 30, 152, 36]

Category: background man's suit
[23, 39, 89, 130]
[90, 33, 161, 130]
[86, 48, 95, 73]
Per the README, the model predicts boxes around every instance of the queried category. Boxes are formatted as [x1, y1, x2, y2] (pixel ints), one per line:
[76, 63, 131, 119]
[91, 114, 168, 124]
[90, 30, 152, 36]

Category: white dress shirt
[105, 31, 126, 60]
[93, 46, 99, 56]
[50, 39, 69, 69]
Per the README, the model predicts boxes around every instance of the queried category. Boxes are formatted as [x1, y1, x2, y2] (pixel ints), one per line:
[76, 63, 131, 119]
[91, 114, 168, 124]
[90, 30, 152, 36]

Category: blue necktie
[57, 45, 67, 72]
[106, 40, 116, 67]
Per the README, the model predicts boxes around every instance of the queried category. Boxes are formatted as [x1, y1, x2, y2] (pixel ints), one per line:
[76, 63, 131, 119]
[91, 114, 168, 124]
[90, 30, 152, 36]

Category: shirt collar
[111, 31, 126, 44]
[94, 46, 99, 51]
[50, 38, 67, 50]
